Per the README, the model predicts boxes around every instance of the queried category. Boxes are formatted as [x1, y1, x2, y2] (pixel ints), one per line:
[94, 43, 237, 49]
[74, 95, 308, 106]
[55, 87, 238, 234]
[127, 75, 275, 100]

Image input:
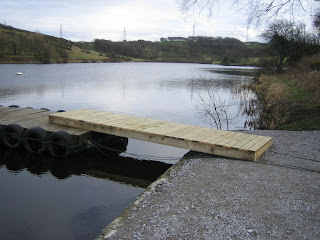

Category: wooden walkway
[0, 106, 89, 136]
[49, 109, 273, 161]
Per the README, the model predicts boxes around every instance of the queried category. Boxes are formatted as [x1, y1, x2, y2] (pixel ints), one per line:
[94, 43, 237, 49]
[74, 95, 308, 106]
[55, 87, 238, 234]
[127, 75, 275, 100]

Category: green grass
[283, 105, 320, 130]
[254, 70, 320, 130]
[68, 46, 107, 61]
[285, 79, 309, 101]
[244, 42, 266, 48]
[238, 57, 261, 66]
[280, 118, 320, 130]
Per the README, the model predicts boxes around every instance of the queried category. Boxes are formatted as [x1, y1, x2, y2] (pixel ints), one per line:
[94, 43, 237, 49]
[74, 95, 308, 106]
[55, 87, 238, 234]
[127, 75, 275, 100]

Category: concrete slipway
[97, 130, 320, 240]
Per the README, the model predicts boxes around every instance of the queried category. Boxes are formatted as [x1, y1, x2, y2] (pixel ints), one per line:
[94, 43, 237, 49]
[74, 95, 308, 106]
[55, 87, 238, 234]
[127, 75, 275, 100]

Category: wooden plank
[152, 124, 188, 136]
[198, 130, 231, 144]
[172, 127, 212, 140]
[49, 109, 273, 161]
[253, 137, 273, 160]
[53, 109, 99, 119]
[215, 132, 246, 147]
[207, 131, 238, 145]
[0, 108, 46, 120]
[129, 119, 165, 131]
[230, 134, 258, 149]
[130, 123, 165, 133]
[223, 133, 251, 148]
[91, 113, 130, 123]
[50, 114, 255, 161]
[168, 125, 201, 137]
[96, 116, 135, 126]
[1, 111, 51, 125]
[144, 122, 181, 135]
[0, 107, 88, 136]
[239, 135, 266, 151]
[0, 107, 25, 113]
[249, 136, 273, 152]
[1, 110, 50, 123]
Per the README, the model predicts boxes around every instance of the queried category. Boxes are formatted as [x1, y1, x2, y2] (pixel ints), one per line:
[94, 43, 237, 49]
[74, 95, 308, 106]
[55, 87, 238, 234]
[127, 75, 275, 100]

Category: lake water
[0, 62, 256, 239]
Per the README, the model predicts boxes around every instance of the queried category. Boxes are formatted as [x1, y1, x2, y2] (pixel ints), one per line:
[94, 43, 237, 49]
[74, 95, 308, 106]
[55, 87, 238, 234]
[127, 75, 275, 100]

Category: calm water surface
[0, 62, 256, 239]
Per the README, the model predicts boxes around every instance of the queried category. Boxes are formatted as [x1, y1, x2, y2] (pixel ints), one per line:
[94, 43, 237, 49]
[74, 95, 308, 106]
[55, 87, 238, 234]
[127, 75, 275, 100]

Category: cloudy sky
[0, 0, 315, 42]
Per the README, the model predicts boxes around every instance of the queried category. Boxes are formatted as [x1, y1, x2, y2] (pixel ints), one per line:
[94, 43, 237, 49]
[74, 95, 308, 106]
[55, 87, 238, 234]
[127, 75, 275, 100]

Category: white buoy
[16, 72, 22, 75]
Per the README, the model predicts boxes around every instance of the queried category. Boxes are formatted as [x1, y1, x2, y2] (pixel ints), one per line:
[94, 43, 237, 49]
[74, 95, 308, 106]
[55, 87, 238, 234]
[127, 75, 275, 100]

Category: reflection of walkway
[0, 147, 172, 188]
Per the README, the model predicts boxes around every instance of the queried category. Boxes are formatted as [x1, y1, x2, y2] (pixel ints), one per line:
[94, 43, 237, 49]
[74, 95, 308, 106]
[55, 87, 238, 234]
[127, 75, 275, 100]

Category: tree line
[93, 37, 265, 64]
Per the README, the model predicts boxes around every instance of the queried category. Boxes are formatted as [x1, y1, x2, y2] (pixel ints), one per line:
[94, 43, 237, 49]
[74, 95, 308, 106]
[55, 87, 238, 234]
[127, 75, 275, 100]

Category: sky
[0, 0, 316, 42]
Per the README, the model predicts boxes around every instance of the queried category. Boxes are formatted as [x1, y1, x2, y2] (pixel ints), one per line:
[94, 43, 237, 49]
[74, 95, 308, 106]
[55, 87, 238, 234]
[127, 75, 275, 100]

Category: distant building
[188, 36, 197, 42]
[168, 37, 188, 41]
[160, 37, 188, 42]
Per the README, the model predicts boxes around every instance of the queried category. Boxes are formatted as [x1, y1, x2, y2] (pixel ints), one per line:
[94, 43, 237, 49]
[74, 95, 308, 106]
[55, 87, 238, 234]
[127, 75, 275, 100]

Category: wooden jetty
[0, 106, 126, 157]
[0, 106, 89, 136]
[49, 109, 273, 161]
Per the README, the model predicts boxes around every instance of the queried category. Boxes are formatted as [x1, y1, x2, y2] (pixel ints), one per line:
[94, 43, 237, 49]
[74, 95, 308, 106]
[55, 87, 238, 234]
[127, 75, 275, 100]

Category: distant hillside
[0, 24, 129, 63]
[93, 37, 267, 65]
[0, 24, 266, 65]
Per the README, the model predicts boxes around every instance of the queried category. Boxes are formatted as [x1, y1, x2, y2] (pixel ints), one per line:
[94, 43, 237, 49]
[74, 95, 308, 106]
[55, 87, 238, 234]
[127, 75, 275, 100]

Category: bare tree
[313, 8, 320, 35]
[260, 19, 319, 70]
[179, 0, 319, 27]
[196, 79, 240, 130]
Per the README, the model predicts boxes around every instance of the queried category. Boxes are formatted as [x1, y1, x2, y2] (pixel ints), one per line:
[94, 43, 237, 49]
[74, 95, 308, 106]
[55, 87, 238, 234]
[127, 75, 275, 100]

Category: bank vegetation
[244, 18, 320, 130]
[244, 55, 320, 130]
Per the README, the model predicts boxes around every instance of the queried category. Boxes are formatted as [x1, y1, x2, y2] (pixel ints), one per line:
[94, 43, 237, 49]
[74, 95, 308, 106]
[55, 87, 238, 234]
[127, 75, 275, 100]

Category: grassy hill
[0, 24, 131, 63]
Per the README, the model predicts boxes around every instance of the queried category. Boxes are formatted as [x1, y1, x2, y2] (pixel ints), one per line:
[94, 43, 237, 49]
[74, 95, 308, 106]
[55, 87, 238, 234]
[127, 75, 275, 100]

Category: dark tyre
[3, 149, 25, 172]
[8, 105, 20, 108]
[47, 131, 74, 157]
[25, 152, 49, 175]
[40, 108, 50, 111]
[23, 127, 47, 153]
[3, 124, 24, 149]
[0, 124, 4, 145]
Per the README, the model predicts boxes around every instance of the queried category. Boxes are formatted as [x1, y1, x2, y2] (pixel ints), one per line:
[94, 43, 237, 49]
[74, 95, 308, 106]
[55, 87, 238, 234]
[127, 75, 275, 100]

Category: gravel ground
[96, 130, 320, 240]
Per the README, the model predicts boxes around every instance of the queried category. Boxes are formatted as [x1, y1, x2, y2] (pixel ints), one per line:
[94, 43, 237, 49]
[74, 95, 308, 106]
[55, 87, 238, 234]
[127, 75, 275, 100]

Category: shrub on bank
[250, 55, 320, 130]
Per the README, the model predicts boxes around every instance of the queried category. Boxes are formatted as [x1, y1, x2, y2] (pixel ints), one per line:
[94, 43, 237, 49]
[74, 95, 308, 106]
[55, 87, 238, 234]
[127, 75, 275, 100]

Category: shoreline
[0, 59, 258, 67]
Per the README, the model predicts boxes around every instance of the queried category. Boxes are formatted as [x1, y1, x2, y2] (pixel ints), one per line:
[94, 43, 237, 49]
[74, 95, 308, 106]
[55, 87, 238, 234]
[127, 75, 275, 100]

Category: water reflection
[194, 68, 257, 130]
[0, 146, 152, 240]
[234, 85, 260, 130]
[0, 147, 172, 188]
[204, 67, 258, 77]
[0, 146, 172, 240]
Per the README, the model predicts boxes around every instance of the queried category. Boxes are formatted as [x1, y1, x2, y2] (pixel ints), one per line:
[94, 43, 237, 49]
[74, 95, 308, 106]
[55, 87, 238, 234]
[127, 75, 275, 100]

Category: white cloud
[0, 0, 314, 42]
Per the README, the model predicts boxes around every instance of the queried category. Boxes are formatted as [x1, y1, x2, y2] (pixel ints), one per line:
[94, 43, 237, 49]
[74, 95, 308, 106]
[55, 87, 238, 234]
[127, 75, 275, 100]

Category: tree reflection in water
[195, 69, 260, 130]
[235, 84, 260, 130]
